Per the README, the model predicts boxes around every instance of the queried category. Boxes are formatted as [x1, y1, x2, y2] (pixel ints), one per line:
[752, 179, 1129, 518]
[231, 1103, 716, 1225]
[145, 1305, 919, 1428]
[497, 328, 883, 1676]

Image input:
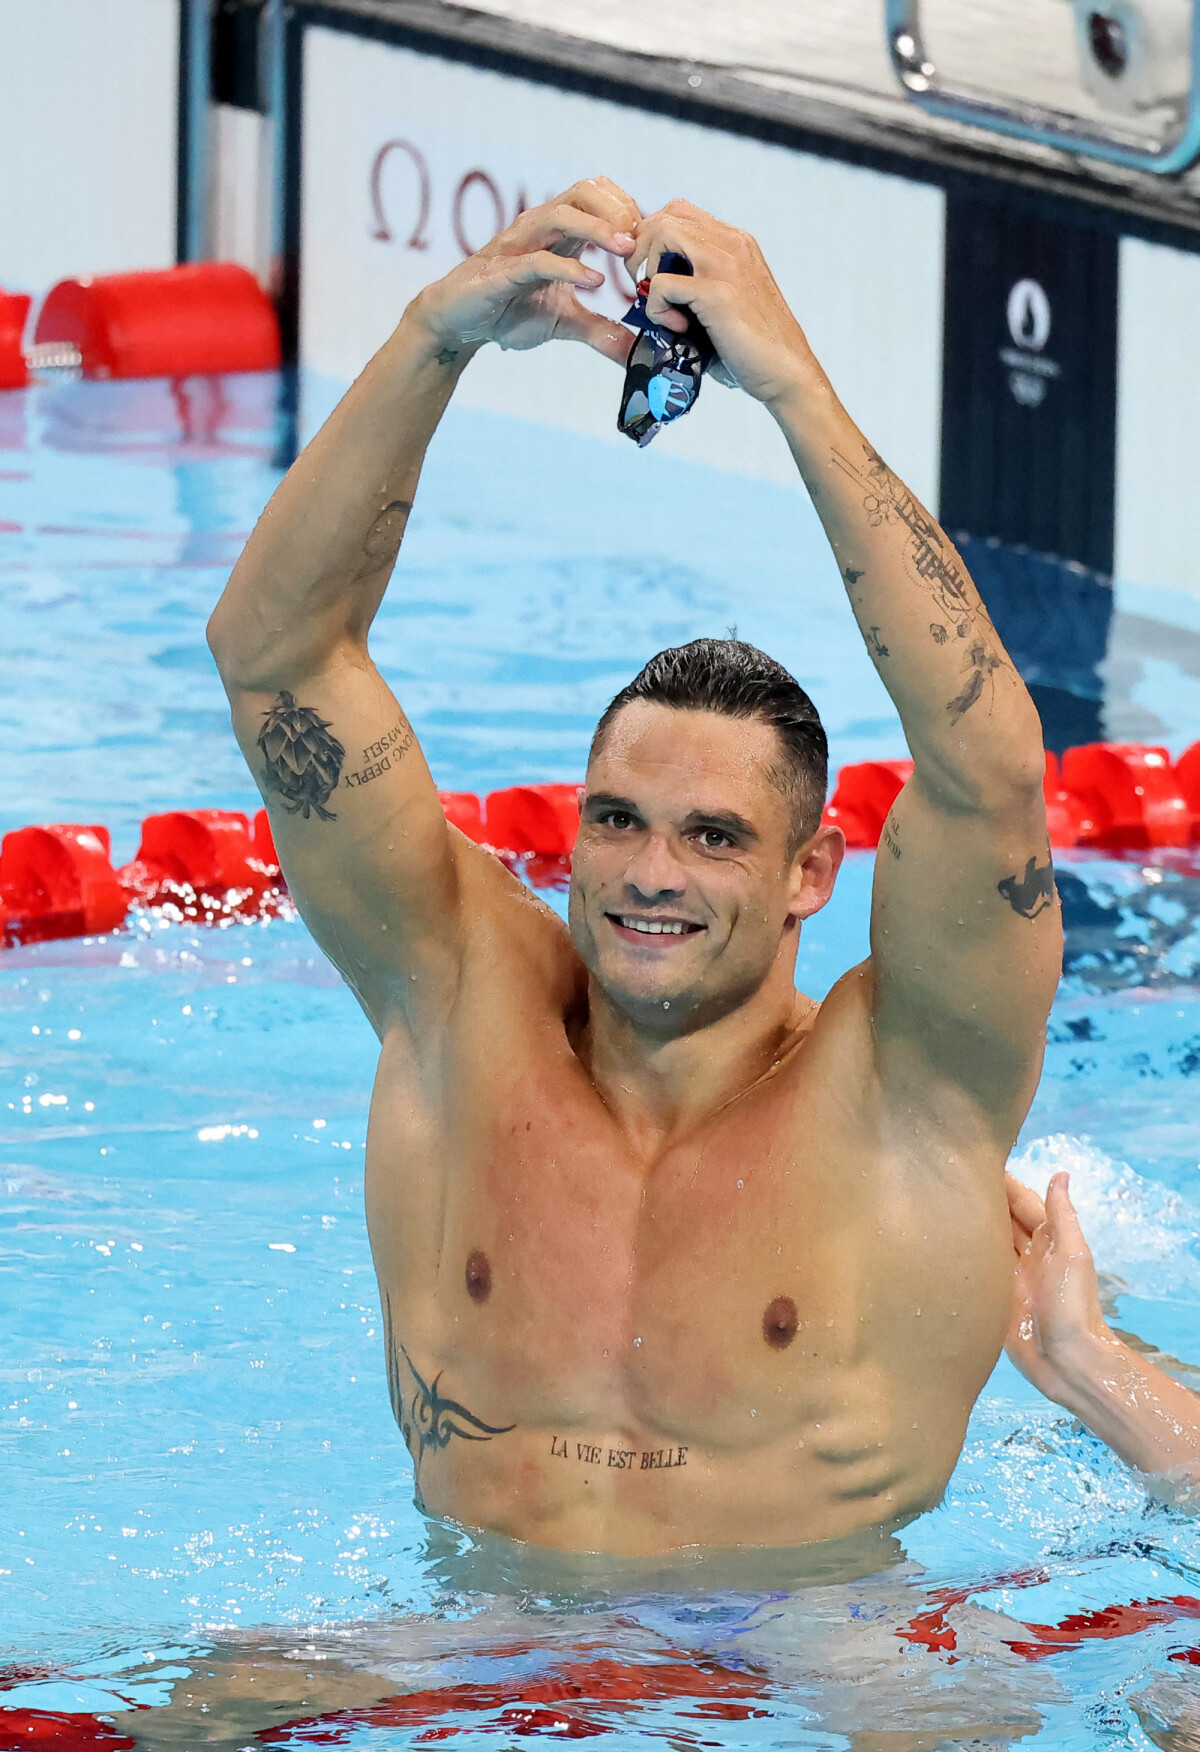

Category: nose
[622, 831, 686, 904]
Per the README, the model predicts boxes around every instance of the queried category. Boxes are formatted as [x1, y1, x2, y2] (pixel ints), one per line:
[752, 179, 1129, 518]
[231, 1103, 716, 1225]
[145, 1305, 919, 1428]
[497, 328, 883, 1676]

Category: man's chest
[365, 1040, 997, 1441]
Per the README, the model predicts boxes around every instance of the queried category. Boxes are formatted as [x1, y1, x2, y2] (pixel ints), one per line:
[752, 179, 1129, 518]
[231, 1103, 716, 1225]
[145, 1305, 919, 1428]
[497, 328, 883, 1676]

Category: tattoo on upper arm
[930, 622, 948, 644]
[832, 444, 1009, 722]
[998, 855, 1055, 919]
[354, 499, 413, 581]
[258, 692, 346, 821]
[435, 348, 459, 366]
[343, 718, 414, 790]
[384, 1293, 514, 1479]
[843, 566, 864, 586]
[865, 626, 889, 660]
[881, 814, 901, 860]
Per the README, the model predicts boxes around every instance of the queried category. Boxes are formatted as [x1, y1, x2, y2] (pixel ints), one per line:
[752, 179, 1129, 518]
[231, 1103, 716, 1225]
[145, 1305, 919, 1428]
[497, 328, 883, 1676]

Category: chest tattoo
[383, 1293, 514, 1477]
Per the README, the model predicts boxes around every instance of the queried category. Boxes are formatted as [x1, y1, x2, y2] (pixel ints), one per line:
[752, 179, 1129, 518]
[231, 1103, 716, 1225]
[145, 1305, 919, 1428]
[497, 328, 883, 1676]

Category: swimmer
[1005, 1170, 1200, 1497]
[207, 179, 1062, 1556]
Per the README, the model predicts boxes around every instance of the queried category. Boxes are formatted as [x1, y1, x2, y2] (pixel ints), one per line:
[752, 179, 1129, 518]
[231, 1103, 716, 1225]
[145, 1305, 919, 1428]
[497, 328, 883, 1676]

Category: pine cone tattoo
[258, 692, 346, 821]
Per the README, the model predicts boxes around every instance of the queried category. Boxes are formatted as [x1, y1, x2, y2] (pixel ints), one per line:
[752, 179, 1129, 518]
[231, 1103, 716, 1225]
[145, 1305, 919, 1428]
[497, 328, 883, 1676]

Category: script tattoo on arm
[258, 693, 346, 821]
[343, 718, 414, 790]
[384, 1293, 514, 1482]
[832, 445, 1010, 724]
[354, 499, 413, 581]
[997, 854, 1055, 919]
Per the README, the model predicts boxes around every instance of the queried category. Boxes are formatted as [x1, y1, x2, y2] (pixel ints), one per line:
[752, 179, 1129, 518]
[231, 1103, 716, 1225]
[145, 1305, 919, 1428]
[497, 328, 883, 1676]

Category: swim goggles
[617, 252, 717, 448]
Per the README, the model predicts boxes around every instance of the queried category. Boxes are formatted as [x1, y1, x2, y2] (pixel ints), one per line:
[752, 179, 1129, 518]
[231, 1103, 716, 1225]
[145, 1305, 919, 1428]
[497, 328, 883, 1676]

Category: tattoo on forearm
[343, 718, 414, 790]
[998, 855, 1055, 919]
[258, 692, 345, 821]
[435, 348, 459, 366]
[865, 626, 889, 661]
[832, 445, 1009, 722]
[384, 1294, 514, 1477]
[948, 639, 1004, 726]
[550, 1436, 689, 1472]
[354, 499, 412, 581]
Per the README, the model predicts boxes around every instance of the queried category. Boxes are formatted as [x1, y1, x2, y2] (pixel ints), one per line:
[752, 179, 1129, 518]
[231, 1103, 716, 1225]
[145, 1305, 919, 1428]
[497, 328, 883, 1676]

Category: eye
[600, 810, 637, 831]
[695, 827, 734, 851]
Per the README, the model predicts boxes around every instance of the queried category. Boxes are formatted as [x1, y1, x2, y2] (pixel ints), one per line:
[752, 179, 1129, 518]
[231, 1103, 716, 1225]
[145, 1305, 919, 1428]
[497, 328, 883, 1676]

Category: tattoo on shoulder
[343, 718, 414, 790]
[384, 1293, 514, 1479]
[258, 692, 345, 822]
[831, 444, 1010, 723]
[354, 499, 413, 581]
[997, 854, 1055, 919]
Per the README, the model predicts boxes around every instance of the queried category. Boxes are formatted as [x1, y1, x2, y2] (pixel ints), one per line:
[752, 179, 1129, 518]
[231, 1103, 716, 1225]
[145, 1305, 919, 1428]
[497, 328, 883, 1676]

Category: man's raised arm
[207, 180, 638, 1033]
[634, 199, 1060, 1122]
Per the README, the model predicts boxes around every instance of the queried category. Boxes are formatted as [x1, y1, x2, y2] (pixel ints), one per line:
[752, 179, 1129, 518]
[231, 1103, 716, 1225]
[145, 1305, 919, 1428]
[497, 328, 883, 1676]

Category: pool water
[5, 371, 1200, 1747]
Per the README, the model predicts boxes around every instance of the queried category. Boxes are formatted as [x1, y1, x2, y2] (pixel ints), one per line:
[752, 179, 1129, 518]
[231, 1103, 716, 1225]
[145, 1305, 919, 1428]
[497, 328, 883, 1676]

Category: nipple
[465, 1250, 492, 1303]
[762, 1295, 798, 1349]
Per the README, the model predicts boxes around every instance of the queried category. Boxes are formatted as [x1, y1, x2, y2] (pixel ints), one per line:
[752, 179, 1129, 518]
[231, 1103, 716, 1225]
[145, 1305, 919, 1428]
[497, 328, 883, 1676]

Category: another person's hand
[411, 177, 639, 363]
[1004, 1170, 1111, 1403]
[630, 198, 822, 407]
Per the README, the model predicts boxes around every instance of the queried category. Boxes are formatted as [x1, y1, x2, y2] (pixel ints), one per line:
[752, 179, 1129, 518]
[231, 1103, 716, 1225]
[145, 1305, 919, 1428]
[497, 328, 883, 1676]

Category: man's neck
[580, 959, 814, 1161]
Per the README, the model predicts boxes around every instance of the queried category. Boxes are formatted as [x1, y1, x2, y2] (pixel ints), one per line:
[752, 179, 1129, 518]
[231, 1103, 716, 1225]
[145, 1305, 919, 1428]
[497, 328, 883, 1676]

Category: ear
[786, 823, 845, 923]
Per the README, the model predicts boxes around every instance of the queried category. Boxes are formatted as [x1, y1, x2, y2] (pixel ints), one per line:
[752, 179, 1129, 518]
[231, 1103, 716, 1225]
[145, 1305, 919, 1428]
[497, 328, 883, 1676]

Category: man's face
[568, 702, 833, 1033]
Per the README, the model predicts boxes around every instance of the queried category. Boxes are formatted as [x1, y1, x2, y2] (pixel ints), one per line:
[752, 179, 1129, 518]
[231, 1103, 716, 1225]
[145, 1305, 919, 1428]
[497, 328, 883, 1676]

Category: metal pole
[259, 0, 287, 297]
[177, 0, 213, 262]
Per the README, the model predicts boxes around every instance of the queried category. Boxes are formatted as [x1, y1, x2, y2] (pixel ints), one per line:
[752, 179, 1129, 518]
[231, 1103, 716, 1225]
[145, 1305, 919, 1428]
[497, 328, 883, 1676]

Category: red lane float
[439, 790, 485, 839]
[1061, 743, 1191, 850]
[822, 760, 913, 848]
[33, 263, 280, 381]
[0, 289, 31, 389]
[118, 809, 277, 921]
[0, 825, 127, 947]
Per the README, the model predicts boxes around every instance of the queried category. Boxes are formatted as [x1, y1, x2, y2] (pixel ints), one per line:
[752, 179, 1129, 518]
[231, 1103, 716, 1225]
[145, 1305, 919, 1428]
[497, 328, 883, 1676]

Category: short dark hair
[590, 638, 827, 851]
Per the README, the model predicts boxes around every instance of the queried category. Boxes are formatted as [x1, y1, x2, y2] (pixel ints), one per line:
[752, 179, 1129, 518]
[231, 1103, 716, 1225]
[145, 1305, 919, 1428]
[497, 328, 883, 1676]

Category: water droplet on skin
[634, 1336, 642, 1348]
[736, 1179, 744, 1189]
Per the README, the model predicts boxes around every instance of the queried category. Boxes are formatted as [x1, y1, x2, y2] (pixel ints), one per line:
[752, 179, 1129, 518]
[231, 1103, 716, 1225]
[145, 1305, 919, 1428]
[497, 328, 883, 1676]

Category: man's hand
[632, 198, 819, 406]
[411, 176, 639, 363]
[1004, 1171, 1110, 1403]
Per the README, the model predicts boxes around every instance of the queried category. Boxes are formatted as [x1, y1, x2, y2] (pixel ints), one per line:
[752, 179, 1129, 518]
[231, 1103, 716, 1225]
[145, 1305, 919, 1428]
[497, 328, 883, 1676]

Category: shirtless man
[207, 176, 1061, 1558]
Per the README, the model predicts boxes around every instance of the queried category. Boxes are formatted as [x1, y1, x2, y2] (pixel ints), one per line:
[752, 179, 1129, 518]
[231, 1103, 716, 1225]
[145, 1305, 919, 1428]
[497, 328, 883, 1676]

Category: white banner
[300, 26, 945, 497]
[0, 0, 178, 293]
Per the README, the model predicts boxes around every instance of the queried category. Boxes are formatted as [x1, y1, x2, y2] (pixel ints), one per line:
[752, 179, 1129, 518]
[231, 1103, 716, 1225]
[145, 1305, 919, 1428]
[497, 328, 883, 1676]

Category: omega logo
[1000, 277, 1060, 408]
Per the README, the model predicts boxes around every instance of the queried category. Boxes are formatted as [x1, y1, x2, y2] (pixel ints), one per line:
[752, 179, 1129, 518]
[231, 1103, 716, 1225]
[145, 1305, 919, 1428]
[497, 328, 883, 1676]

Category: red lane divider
[0, 288, 31, 390]
[9, 739, 1200, 947]
[33, 263, 280, 381]
[0, 825, 127, 947]
[821, 759, 913, 848]
[0, 1712, 137, 1749]
[256, 1655, 769, 1745]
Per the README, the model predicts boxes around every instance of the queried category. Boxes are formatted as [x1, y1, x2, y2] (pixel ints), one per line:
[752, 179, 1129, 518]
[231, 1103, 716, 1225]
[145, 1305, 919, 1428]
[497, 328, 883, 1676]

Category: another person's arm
[207, 181, 638, 1032]
[1006, 1171, 1200, 1487]
[631, 200, 1061, 1123]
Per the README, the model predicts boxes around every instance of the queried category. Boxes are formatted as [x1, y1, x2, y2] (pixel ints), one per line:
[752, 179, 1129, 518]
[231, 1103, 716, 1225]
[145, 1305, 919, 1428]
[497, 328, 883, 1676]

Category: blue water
[5, 371, 1200, 1748]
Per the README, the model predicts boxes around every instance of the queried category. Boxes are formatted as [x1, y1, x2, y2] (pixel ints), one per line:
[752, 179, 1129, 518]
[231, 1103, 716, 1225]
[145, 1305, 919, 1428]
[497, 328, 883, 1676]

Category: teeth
[619, 917, 690, 935]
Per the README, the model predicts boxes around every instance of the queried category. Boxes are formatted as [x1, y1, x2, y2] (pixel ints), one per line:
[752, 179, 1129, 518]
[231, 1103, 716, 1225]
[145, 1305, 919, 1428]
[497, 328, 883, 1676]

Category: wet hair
[590, 638, 827, 852]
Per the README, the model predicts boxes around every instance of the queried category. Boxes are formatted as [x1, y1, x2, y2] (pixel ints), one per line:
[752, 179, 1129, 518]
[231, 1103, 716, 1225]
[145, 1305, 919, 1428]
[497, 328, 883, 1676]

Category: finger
[633, 210, 735, 279]
[556, 303, 636, 366]
[1005, 1172, 1047, 1236]
[644, 270, 724, 334]
[499, 251, 605, 291]
[1009, 1214, 1032, 1258]
[1045, 1171, 1091, 1255]
[558, 176, 641, 235]
[517, 202, 636, 261]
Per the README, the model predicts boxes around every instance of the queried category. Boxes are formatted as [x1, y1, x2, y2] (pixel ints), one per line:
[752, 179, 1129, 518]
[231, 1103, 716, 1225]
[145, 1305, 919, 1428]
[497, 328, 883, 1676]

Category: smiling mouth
[607, 914, 705, 940]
